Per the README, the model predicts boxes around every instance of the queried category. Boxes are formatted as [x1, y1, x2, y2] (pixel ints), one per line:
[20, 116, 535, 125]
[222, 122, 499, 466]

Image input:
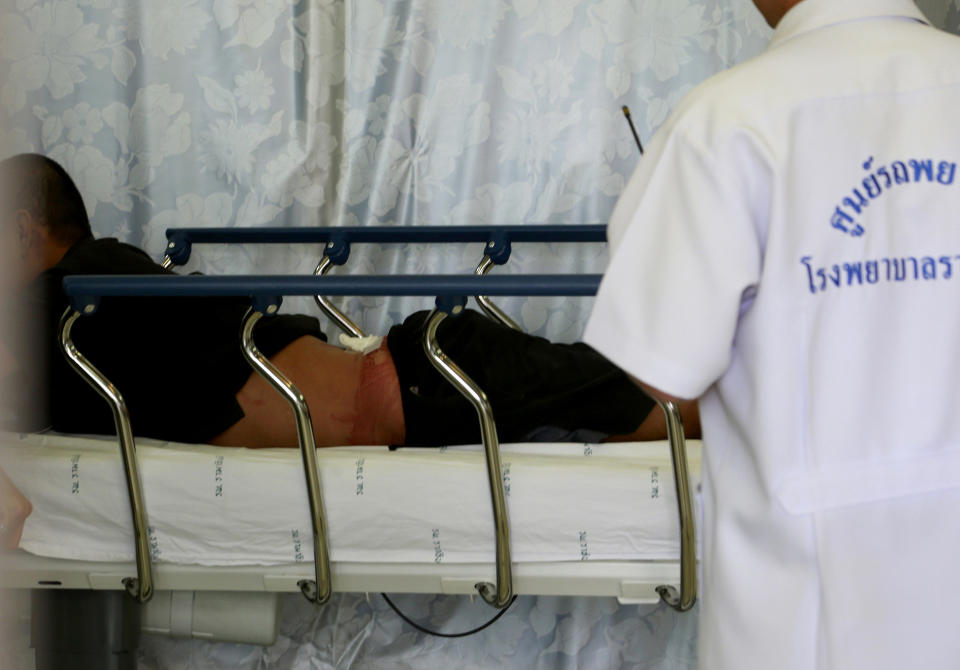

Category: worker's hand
[0, 467, 31, 549]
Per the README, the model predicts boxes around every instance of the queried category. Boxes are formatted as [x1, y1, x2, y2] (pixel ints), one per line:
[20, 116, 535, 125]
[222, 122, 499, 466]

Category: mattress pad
[0, 433, 700, 567]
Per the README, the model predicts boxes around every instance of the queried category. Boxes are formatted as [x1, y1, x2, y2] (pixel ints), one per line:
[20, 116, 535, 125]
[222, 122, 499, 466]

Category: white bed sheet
[0, 432, 700, 568]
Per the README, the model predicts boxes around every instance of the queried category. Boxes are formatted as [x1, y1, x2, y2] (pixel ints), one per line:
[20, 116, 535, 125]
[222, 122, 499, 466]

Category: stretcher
[0, 227, 698, 661]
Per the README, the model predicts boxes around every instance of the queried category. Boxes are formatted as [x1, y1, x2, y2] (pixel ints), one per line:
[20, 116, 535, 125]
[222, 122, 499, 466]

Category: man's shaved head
[0, 153, 91, 246]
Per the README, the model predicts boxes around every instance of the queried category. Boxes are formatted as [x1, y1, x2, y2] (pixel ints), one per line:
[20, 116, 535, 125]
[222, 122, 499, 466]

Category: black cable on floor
[381, 593, 518, 638]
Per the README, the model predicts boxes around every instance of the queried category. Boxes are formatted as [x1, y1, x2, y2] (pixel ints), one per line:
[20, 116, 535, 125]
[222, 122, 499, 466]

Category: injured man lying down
[0, 153, 700, 548]
[0, 153, 700, 454]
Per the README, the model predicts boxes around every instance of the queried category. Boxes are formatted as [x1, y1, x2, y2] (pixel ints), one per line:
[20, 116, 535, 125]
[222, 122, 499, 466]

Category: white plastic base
[1, 550, 681, 605]
[141, 590, 279, 645]
[0, 586, 280, 647]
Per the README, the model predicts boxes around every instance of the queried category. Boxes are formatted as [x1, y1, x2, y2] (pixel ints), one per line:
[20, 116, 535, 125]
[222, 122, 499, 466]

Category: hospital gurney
[1, 433, 700, 646]
[0, 264, 697, 659]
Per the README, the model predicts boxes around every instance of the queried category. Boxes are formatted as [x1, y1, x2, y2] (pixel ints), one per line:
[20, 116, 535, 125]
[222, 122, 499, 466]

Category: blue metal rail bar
[64, 274, 602, 310]
[60, 272, 695, 613]
[164, 224, 607, 264]
[161, 225, 608, 336]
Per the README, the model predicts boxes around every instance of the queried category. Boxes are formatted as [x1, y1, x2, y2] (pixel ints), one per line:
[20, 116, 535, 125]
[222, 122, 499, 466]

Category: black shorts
[385, 309, 655, 447]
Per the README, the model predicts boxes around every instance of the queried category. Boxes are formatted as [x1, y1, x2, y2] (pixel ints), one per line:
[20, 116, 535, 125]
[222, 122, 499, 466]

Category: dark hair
[0, 153, 92, 245]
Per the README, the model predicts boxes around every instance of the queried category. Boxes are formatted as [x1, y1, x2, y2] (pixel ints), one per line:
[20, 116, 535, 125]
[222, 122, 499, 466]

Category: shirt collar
[769, 0, 930, 49]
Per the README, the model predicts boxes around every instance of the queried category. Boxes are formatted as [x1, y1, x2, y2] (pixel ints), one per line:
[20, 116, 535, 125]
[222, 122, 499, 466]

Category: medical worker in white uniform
[585, 0, 960, 668]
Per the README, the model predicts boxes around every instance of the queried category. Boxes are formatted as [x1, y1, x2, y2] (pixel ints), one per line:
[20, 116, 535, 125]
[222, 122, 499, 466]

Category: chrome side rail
[422, 307, 513, 608]
[240, 308, 332, 605]
[313, 256, 365, 338]
[474, 255, 522, 332]
[58, 308, 154, 603]
[163, 247, 366, 340]
[653, 398, 697, 611]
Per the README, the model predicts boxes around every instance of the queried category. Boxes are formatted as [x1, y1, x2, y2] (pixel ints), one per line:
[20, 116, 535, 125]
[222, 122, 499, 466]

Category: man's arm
[606, 377, 701, 441]
[637, 377, 701, 439]
[631, 377, 689, 407]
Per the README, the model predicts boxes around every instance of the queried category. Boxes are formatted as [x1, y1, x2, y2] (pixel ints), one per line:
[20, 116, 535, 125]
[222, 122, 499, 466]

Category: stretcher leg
[421, 305, 513, 608]
[239, 308, 332, 606]
[58, 308, 153, 604]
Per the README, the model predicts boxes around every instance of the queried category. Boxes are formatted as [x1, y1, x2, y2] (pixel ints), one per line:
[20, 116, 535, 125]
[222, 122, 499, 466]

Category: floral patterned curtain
[2, 1, 959, 669]
[0, 0, 774, 337]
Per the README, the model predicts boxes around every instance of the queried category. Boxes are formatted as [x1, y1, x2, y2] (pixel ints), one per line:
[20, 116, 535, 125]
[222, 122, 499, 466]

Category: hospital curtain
[0, 0, 775, 338]
[3, 1, 959, 669]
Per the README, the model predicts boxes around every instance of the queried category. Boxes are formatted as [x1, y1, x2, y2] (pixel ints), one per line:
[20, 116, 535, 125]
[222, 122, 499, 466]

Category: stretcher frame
[159, 224, 608, 334]
[154, 224, 695, 609]
[50, 271, 696, 611]
[2, 226, 696, 655]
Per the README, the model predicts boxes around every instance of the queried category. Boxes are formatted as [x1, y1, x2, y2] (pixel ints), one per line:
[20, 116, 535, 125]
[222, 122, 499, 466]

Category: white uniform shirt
[585, 1, 960, 668]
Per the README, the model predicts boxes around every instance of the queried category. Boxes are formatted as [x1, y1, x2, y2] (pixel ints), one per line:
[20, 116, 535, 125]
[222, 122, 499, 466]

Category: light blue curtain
[3, 1, 959, 668]
[0, 0, 774, 337]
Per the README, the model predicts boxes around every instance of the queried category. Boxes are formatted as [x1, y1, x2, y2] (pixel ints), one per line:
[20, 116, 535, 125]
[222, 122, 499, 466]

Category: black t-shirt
[16, 237, 325, 443]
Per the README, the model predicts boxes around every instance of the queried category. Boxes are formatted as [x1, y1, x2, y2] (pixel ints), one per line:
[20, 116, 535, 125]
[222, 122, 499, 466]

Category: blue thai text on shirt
[801, 254, 960, 294]
[830, 157, 956, 237]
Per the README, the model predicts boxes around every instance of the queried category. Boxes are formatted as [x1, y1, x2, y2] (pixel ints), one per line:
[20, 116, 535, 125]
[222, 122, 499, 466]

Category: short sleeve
[585, 120, 768, 399]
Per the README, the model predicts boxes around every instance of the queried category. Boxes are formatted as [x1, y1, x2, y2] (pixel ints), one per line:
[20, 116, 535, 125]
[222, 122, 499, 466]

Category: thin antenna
[622, 106, 644, 155]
